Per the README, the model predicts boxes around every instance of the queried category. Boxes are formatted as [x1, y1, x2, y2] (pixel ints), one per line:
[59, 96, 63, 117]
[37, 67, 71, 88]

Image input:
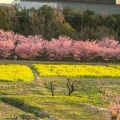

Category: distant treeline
[0, 5, 120, 41]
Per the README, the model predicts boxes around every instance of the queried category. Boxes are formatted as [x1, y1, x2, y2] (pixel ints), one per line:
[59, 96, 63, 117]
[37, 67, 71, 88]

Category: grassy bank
[0, 76, 120, 119]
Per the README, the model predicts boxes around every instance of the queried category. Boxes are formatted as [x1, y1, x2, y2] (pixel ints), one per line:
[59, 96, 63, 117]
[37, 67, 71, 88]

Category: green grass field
[0, 62, 120, 119]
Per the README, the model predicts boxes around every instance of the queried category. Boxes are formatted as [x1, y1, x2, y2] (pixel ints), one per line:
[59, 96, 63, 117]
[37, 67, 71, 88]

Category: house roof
[20, 0, 116, 5]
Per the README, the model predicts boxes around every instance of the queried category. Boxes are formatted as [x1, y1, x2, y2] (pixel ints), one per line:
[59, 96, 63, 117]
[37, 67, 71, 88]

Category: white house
[18, 1, 57, 9]
[6, 0, 57, 9]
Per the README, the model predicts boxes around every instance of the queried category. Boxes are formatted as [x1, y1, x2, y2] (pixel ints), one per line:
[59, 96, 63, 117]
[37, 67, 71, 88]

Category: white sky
[0, 0, 14, 4]
[116, 0, 120, 4]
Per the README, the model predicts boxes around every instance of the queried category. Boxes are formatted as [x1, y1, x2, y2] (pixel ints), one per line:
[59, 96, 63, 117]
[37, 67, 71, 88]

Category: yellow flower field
[32, 64, 120, 78]
[0, 64, 34, 82]
[108, 64, 120, 70]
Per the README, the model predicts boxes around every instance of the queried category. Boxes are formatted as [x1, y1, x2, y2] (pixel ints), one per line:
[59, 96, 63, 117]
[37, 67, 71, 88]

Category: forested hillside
[0, 5, 120, 41]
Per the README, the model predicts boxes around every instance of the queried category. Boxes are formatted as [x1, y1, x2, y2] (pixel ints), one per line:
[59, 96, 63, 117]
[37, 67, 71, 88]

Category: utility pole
[81, 0, 84, 40]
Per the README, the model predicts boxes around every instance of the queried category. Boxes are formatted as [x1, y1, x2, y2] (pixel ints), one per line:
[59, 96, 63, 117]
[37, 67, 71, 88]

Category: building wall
[19, 1, 57, 9]
[18, 1, 120, 14]
[62, 2, 120, 14]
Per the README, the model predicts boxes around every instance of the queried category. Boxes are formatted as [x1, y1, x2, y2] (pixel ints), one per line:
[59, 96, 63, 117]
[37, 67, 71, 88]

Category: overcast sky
[0, 0, 13, 4]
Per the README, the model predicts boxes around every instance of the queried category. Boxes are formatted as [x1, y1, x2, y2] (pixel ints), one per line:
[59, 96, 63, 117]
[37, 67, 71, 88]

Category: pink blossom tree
[45, 36, 73, 60]
[97, 38, 119, 49]
[97, 38, 120, 61]
[0, 29, 120, 61]
[0, 39, 14, 59]
[71, 40, 100, 61]
[15, 35, 45, 59]
[115, 44, 120, 60]
[0, 29, 15, 41]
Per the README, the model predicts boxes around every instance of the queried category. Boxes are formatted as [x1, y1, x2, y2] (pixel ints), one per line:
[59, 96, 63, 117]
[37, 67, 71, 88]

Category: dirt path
[31, 67, 48, 95]
[0, 60, 109, 66]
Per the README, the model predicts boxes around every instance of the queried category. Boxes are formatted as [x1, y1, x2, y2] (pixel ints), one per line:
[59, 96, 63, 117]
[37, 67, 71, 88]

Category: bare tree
[29, 9, 46, 36]
[66, 78, 79, 96]
[44, 81, 55, 96]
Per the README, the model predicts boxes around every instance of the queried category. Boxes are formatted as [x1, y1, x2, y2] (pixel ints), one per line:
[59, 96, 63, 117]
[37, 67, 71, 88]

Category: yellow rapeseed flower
[32, 64, 120, 78]
[0, 64, 34, 82]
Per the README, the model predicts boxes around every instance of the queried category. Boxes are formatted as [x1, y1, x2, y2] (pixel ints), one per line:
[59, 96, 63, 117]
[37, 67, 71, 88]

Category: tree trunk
[50, 82, 54, 96]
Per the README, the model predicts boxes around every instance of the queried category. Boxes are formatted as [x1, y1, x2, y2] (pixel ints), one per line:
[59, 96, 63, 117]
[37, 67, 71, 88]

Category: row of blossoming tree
[0, 29, 120, 62]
